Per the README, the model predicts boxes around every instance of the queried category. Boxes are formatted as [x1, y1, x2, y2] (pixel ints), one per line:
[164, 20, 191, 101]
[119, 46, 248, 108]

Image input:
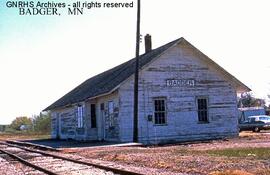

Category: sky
[0, 0, 270, 124]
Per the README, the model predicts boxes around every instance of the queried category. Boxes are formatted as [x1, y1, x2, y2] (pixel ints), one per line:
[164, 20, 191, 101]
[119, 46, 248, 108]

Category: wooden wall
[119, 41, 239, 144]
[51, 102, 89, 140]
[51, 91, 121, 142]
[51, 40, 241, 144]
[91, 91, 120, 141]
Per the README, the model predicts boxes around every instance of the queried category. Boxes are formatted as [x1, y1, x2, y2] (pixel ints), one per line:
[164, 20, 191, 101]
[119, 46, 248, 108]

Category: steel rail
[0, 142, 144, 175]
[0, 148, 57, 175]
[6, 140, 60, 152]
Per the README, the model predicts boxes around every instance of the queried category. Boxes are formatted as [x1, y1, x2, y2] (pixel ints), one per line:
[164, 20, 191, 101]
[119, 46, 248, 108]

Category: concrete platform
[19, 139, 143, 149]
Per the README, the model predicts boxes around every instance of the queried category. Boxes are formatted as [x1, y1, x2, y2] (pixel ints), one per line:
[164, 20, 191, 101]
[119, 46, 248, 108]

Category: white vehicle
[239, 115, 270, 132]
[249, 115, 270, 123]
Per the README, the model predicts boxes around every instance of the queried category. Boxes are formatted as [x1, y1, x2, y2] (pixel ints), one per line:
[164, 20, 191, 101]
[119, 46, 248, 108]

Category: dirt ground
[1, 132, 270, 174]
[0, 133, 50, 141]
[63, 132, 270, 175]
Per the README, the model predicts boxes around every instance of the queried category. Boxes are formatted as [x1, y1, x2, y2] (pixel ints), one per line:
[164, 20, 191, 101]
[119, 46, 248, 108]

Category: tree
[0, 125, 7, 132]
[10, 116, 32, 131]
[238, 92, 266, 108]
[32, 112, 51, 134]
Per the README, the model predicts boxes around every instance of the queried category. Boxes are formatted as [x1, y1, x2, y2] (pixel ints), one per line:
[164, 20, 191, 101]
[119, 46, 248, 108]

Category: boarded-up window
[197, 98, 208, 122]
[77, 105, 84, 128]
[91, 104, 97, 128]
[108, 101, 114, 114]
[108, 101, 114, 127]
[154, 98, 166, 125]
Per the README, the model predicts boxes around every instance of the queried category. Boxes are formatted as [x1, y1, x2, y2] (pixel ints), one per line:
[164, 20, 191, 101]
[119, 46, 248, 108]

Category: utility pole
[133, 0, 140, 143]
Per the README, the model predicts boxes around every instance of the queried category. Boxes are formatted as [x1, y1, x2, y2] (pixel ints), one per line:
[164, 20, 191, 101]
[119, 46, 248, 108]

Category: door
[100, 103, 105, 140]
[56, 113, 61, 139]
[106, 101, 115, 139]
[90, 104, 97, 128]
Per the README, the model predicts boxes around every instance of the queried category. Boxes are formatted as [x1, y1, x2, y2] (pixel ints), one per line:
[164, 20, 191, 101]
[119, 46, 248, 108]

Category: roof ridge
[44, 38, 181, 111]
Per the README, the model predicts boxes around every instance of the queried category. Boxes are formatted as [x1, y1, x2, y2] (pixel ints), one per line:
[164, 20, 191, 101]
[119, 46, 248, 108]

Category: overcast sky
[1, 0, 270, 124]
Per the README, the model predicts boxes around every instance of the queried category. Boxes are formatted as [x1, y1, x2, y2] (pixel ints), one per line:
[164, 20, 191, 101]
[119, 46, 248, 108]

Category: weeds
[206, 147, 270, 160]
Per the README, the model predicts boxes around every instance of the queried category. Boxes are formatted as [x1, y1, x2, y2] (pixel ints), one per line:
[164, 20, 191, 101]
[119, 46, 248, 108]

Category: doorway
[56, 113, 61, 139]
[100, 103, 105, 140]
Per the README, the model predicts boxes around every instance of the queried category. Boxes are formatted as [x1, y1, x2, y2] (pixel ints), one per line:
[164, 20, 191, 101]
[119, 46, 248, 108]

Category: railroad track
[0, 142, 143, 175]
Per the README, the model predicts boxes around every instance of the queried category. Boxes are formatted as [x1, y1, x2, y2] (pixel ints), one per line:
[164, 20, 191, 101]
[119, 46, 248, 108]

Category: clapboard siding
[51, 104, 89, 140]
[51, 92, 121, 141]
[119, 42, 238, 144]
[50, 38, 246, 144]
[93, 91, 120, 141]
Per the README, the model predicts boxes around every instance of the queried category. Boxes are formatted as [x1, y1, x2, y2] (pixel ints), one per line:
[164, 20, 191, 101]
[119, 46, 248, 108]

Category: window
[91, 104, 97, 128]
[108, 101, 114, 127]
[108, 101, 114, 114]
[197, 97, 208, 122]
[77, 105, 84, 128]
[154, 98, 166, 125]
[100, 103, 104, 111]
[249, 117, 256, 123]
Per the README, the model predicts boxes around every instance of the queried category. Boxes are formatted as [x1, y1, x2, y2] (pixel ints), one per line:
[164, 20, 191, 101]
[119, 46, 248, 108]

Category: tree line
[5, 112, 51, 134]
[238, 92, 267, 108]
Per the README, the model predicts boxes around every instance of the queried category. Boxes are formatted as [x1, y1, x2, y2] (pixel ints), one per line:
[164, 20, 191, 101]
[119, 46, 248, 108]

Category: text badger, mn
[6, 1, 65, 15]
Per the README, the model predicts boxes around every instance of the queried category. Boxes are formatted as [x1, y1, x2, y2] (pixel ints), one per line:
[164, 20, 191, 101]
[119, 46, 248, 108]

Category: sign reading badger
[166, 79, 195, 87]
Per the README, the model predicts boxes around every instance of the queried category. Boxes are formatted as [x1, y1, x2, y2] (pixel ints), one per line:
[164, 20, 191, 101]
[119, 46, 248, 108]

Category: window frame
[196, 96, 209, 123]
[153, 97, 167, 125]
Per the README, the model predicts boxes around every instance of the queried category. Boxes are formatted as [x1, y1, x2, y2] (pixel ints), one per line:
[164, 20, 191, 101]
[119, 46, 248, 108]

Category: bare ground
[63, 132, 270, 175]
[0, 133, 50, 141]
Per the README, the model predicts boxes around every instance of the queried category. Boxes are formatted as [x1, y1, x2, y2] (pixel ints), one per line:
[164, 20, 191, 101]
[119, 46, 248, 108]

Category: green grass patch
[0, 131, 50, 140]
[206, 147, 270, 160]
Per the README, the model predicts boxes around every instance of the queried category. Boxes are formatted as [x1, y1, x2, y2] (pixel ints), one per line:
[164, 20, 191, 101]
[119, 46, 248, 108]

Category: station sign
[166, 79, 195, 87]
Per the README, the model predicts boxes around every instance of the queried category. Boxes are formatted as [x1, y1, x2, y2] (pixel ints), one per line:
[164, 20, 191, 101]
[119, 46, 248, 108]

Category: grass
[0, 131, 50, 141]
[206, 147, 270, 160]
[209, 170, 253, 175]
[80, 145, 270, 161]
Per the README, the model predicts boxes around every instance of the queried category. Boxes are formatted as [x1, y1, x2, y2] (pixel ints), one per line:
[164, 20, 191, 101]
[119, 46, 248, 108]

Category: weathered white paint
[51, 92, 120, 141]
[51, 102, 87, 140]
[119, 41, 239, 144]
[51, 40, 243, 144]
[89, 91, 120, 142]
